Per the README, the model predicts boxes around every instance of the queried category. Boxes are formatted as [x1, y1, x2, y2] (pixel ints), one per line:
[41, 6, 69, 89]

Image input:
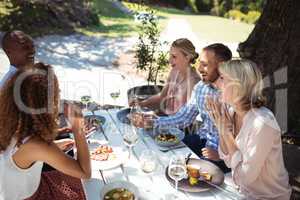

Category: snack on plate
[199, 171, 212, 181]
[104, 188, 135, 200]
[90, 145, 115, 161]
[187, 165, 200, 186]
[187, 165, 212, 185]
[156, 133, 177, 142]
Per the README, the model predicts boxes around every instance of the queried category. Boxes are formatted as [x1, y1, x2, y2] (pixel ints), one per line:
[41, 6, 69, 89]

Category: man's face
[197, 50, 219, 84]
[5, 31, 35, 68]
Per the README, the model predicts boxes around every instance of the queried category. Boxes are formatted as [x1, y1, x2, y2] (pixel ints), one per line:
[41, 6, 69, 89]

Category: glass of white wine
[123, 125, 139, 159]
[168, 155, 187, 199]
[110, 89, 120, 108]
[81, 95, 91, 112]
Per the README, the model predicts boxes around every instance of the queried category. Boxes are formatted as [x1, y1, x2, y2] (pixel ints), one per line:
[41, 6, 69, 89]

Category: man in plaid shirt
[136, 43, 232, 172]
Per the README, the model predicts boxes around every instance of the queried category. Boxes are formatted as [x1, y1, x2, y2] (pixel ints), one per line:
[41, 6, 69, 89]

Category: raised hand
[205, 97, 233, 136]
[201, 147, 221, 161]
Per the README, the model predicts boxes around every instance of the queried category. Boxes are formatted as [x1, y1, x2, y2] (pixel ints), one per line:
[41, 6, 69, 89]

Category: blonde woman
[206, 59, 291, 200]
[0, 63, 91, 200]
[132, 38, 200, 115]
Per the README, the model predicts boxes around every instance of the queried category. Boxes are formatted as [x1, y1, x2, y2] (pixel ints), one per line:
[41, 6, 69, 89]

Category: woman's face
[168, 47, 190, 70]
[216, 72, 240, 106]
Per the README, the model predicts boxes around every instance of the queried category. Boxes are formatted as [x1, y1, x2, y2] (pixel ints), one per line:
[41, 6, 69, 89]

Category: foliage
[78, 0, 139, 37]
[195, 0, 212, 13]
[225, 9, 261, 24]
[224, 9, 245, 22]
[0, 0, 98, 36]
[134, 9, 168, 84]
[243, 10, 261, 24]
[187, 0, 199, 13]
[125, 0, 265, 24]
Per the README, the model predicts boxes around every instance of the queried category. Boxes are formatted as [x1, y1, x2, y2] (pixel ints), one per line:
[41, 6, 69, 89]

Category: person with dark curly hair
[130, 38, 200, 115]
[0, 62, 91, 200]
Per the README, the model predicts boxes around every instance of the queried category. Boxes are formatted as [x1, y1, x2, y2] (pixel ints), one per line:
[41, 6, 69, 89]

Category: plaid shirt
[154, 81, 219, 150]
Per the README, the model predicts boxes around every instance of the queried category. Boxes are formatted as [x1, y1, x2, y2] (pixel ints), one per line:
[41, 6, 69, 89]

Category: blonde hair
[0, 62, 59, 152]
[172, 38, 199, 64]
[219, 59, 266, 110]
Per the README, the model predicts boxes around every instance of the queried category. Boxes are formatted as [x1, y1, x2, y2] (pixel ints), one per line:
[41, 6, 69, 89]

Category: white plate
[100, 181, 141, 200]
[88, 139, 128, 171]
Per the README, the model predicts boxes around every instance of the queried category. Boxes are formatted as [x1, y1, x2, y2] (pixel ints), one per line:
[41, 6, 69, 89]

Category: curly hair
[0, 62, 59, 152]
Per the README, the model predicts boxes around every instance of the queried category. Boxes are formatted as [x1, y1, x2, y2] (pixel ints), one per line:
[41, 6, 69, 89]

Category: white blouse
[0, 138, 43, 200]
[219, 107, 291, 200]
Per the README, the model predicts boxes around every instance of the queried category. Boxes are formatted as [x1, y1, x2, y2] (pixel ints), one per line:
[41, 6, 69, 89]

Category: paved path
[0, 17, 239, 106]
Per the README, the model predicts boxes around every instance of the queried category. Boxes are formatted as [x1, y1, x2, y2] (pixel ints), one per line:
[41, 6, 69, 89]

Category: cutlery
[185, 153, 192, 164]
[159, 144, 186, 152]
[99, 169, 108, 185]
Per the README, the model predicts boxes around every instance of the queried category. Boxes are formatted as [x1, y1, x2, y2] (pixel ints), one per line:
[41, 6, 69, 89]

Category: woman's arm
[139, 84, 169, 110]
[35, 103, 91, 179]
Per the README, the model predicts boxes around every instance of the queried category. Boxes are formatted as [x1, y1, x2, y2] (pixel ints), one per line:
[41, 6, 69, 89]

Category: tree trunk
[238, 0, 300, 134]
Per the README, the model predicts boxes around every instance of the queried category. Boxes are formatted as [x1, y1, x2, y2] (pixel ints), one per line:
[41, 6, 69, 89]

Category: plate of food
[84, 115, 106, 127]
[89, 140, 128, 170]
[100, 181, 140, 200]
[154, 128, 185, 147]
[165, 158, 224, 192]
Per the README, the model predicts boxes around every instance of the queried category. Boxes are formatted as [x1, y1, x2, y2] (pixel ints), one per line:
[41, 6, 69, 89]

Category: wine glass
[110, 89, 120, 108]
[81, 95, 91, 112]
[123, 125, 139, 159]
[168, 155, 187, 199]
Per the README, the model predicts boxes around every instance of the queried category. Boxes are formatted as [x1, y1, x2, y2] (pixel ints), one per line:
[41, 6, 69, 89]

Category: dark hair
[203, 43, 232, 62]
[1, 31, 13, 51]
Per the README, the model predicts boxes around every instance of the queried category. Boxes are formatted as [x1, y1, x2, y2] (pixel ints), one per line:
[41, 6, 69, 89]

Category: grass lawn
[0, 0, 254, 42]
[123, 2, 254, 43]
[77, 0, 139, 37]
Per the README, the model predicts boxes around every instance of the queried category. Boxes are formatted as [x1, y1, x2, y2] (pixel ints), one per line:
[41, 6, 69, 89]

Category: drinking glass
[168, 155, 187, 199]
[110, 89, 120, 108]
[140, 150, 157, 173]
[80, 95, 91, 112]
[123, 126, 139, 159]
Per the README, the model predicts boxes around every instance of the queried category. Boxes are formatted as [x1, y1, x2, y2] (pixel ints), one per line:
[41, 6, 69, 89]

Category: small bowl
[100, 181, 141, 200]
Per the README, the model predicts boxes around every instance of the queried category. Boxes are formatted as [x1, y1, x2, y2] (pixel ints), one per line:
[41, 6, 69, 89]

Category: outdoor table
[81, 107, 242, 200]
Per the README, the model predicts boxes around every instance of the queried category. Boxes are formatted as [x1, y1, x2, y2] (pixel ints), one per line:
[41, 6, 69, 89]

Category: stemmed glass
[110, 89, 120, 108]
[81, 95, 91, 112]
[168, 155, 187, 199]
[123, 125, 139, 159]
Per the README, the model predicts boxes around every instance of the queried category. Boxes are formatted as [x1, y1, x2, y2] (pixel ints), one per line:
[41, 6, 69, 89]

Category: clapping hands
[205, 97, 234, 137]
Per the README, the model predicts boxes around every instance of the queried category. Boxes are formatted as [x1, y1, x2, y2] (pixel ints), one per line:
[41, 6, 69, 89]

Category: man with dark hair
[0, 30, 35, 87]
[134, 43, 232, 172]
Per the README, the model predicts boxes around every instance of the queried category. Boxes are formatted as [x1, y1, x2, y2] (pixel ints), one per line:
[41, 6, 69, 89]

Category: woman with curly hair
[0, 62, 91, 200]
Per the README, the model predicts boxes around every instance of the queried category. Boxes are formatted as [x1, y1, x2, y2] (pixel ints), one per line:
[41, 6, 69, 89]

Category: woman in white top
[0, 63, 91, 200]
[206, 59, 291, 200]
[130, 38, 200, 115]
